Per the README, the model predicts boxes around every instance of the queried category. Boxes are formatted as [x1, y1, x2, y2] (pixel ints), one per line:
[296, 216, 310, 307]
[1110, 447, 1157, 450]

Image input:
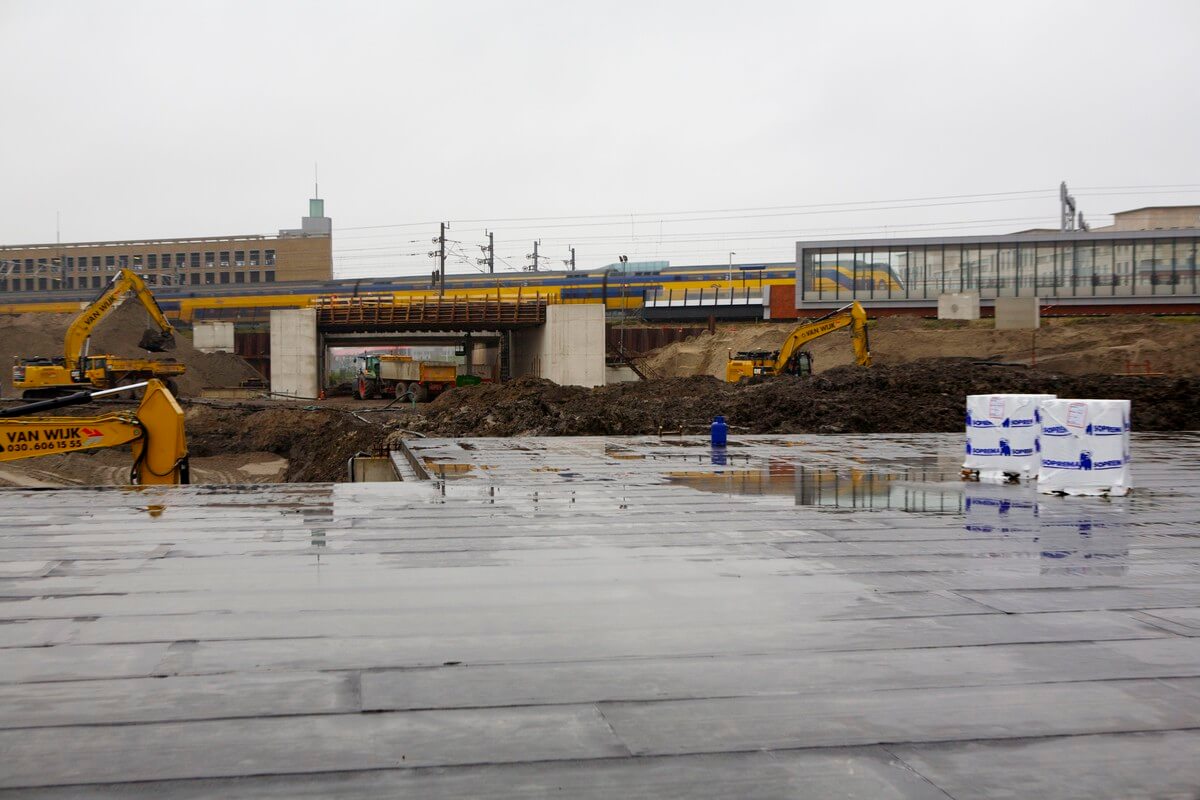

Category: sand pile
[392, 361, 1200, 438]
[645, 315, 1200, 379]
[0, 301, 260, 397]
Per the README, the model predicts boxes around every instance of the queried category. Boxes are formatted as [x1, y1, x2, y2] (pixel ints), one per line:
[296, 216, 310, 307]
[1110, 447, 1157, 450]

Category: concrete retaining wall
[269, 308, 319, 397]
[995, 296, 1041, 330]
[193, 322, 235, 353]
[937, 293, 981, 320]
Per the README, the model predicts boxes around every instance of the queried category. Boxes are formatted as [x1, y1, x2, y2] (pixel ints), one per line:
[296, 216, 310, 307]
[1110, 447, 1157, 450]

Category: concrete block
[937, 293, 980, 320]
[606, 365, 641, 384]
[269, 308, 319, 398]
[994, 296, 1040, 330]
[193, 322, 235, 353]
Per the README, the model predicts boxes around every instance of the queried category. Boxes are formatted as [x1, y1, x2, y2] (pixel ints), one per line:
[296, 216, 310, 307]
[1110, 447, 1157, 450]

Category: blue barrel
[710, 415, 728, 447]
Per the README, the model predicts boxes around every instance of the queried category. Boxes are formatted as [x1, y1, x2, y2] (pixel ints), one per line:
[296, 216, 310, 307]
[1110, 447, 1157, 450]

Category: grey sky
[2, 0, 1198, 277]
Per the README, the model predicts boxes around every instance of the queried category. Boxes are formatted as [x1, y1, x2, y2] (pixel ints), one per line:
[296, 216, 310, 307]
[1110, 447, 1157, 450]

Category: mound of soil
[393, 360, 1200, 439]
[0, 301, 260, 397]
[184, 404, 392, 482]
[645, 315, 1200, 379]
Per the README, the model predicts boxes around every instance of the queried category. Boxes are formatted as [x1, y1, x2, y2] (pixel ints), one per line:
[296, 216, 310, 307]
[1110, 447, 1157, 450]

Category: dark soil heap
[397, 359, 1200, 438]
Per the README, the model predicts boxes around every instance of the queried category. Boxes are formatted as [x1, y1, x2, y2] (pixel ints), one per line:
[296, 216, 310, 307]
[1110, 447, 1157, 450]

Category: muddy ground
[3, 359, 1197, 487]
[392, 361, 1200, 440]
[643, 315, 1200, 379]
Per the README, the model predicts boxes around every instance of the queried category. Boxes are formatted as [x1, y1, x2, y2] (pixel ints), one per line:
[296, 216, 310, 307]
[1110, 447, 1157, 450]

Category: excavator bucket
[139, 329, 176, 352]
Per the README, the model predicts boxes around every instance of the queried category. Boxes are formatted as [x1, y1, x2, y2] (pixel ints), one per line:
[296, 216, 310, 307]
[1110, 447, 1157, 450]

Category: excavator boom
[64, 269, 176, 369]
[725, 301, 870, 382]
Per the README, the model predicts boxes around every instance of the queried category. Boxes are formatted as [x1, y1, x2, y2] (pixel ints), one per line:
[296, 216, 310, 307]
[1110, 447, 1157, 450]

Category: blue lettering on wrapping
[1008, 418, 1036, 428]
[1086, 423, 1123, 436]
[1042, 425, 1070, 436]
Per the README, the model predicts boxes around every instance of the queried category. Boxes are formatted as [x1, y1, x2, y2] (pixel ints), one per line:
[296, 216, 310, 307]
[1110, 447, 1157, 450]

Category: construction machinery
[0, 379, 189, 485]
[354, 355, 457, 401]
[12, 270, 185, 399]
[725, 301, 871, 382]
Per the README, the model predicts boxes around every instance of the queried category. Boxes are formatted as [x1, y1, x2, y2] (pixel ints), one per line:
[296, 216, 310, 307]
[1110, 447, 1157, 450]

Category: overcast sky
[2, 0, 1198, 276]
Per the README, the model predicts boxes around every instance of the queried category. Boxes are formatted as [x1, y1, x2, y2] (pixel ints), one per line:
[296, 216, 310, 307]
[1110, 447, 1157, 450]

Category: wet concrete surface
[1, 432, 1199, 797]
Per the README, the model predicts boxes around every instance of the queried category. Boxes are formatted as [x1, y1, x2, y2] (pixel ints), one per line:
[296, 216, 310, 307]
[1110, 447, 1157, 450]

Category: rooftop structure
[2, 433, 1199, 795]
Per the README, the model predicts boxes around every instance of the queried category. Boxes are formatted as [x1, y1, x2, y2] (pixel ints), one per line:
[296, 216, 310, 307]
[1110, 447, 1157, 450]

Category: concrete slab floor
[1, 432, 1199, 798]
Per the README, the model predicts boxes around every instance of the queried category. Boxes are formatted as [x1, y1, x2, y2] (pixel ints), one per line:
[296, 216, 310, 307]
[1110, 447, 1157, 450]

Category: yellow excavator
[0, 379, 189, 485]
[725, 301, 871, 382]
[12, 269, 185, 399]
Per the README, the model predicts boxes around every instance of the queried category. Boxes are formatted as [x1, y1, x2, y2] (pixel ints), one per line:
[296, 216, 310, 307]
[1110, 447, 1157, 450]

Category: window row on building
[798, 234, 1200, 302]
[1, 248, 277, 276]
[0, 270, 277, 293]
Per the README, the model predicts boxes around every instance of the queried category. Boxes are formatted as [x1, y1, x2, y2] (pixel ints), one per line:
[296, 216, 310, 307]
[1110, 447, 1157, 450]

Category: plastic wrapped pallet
[1038, 399, 1132, 496]
[964, 394, 1057, 480]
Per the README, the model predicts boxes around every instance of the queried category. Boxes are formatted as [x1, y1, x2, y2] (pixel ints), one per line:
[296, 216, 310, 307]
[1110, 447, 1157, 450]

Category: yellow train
[0, 260, 904, 321]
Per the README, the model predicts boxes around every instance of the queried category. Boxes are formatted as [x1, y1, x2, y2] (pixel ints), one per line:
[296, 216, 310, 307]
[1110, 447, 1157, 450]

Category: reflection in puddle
[666, 462, 965, 513]
[964, 483, 1131, 576]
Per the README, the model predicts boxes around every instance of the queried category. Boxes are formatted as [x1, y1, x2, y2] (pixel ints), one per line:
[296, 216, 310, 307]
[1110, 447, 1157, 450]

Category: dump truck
[355, 355, 457, 401]
[13, 269, 186, 399]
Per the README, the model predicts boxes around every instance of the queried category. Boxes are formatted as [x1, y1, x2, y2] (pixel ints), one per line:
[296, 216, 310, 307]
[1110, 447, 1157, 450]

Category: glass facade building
[796, 229, 1200, 304]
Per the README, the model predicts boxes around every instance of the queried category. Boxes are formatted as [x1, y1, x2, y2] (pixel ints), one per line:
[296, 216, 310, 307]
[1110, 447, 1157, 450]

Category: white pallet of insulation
[1038, 399, 1132, 496]
[964, 394, 1056, 480]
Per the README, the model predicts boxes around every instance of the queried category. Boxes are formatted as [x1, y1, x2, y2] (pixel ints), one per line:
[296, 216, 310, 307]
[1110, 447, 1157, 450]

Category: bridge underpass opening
[321, 331, 504, 394]
[268, 300, 605, 398]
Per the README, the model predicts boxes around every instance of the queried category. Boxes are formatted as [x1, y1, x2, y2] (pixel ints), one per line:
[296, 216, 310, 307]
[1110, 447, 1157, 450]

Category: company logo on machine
[81, 427, 104, 446]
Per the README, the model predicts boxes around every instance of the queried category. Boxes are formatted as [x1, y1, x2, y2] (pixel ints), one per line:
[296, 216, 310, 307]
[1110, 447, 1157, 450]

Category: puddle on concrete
[666, 464, 965, 513]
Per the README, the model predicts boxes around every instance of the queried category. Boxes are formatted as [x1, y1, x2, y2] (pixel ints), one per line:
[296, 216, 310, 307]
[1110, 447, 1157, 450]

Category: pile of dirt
[392, 361, 1200, 439]
[0, 301, 261, 397]
[644, 315, 1200, 379]
[184, 404, 400, 482]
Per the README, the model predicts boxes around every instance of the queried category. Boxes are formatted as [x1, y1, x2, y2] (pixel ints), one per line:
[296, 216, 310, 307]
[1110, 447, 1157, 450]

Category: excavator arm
[63, 270, 176, 371]
[774, 301, 871, 372]
[725, 301, 870, 382]
[0, 379, 189, 485]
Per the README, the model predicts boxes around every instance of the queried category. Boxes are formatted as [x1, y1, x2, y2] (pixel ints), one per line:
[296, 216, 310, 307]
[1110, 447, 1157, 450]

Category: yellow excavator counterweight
[0, 379, 188, 485]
